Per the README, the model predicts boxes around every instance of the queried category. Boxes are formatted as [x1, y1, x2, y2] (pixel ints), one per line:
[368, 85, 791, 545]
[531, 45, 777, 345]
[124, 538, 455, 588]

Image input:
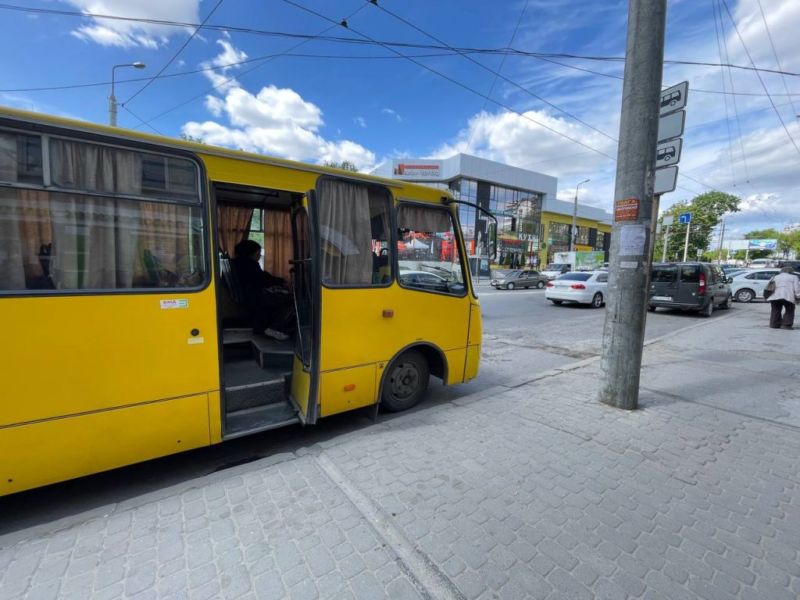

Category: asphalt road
[0, 285, 738, 536]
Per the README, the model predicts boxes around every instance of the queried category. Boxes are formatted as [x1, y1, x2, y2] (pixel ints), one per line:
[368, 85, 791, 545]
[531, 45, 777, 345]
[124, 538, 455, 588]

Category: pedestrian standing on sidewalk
[767, 267, 800, 329]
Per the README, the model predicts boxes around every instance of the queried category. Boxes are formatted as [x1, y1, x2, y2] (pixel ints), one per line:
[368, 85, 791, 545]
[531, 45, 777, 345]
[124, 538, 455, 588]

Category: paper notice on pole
[619, 224, 647, 256]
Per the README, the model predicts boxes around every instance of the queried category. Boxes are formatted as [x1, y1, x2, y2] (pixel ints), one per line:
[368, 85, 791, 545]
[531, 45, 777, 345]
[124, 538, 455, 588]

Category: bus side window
[317, 179, 392, 288]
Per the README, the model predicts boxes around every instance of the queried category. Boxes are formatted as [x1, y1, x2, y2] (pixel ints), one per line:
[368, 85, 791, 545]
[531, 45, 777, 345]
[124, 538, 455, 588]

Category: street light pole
[109, 62, 146, 126]
[570, 179, 590, 252]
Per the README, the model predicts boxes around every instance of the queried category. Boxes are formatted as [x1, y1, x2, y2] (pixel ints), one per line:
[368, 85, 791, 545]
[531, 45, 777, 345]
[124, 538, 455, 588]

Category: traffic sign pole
[683, 220, 691, 262]
[599, 0, 667, 412]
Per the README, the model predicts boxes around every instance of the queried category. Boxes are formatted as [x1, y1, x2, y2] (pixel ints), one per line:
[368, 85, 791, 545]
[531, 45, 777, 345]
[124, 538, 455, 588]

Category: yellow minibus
[0, 107, 482, 495]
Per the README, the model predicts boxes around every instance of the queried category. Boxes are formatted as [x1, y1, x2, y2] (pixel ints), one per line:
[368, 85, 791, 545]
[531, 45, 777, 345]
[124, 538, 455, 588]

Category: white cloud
[65, 0, 201, 48]
[199, 39, 248, 91]
[183, 41, 375, 171]
[354, 116, 367, 128]
[381, 108, 403, 122]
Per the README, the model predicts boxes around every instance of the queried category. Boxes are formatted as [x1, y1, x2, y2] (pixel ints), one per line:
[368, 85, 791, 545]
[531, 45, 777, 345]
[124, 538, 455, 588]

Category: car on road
[541, 263, 571, 280]
[648, 262, 731, 317]
[399, 270, 450, 291]
[490, 269, 548, 290]
[545, 271, 608, 308]
[730, 268, 795, 302]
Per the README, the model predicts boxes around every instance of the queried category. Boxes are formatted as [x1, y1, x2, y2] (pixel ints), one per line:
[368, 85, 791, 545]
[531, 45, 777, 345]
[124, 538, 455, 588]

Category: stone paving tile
[1, 315, 799, 599]
[0, 457, 421, 599]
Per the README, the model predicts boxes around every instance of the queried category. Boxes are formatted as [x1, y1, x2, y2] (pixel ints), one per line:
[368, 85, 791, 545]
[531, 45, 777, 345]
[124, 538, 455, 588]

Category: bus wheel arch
[379, 343, 445, 412]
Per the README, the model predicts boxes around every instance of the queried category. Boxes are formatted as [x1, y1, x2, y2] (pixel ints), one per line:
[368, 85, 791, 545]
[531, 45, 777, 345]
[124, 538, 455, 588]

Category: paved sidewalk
[1, 305, 799, 599]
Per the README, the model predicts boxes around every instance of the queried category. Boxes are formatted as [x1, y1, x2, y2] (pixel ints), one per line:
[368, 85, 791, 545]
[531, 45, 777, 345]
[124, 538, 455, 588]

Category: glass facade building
[373, 154, 612, 268]
[374, 154, 556, 269]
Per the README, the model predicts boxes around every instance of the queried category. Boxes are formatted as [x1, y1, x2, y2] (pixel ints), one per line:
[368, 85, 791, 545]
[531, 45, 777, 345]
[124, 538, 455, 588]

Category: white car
[730, 268, 785, 302]
[545, 271, 608, 308]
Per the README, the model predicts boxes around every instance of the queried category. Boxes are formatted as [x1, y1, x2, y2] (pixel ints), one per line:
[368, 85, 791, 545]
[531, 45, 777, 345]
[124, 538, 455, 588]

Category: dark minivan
[648, 262, 732, 317]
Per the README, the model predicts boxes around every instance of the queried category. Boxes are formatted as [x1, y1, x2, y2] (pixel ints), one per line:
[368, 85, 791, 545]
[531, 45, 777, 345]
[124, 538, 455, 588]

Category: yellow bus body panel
[0, 290, 219, 427]
[319, 364, 376, 417]
[465, 302, 482, 381]
[1, 393, 210, 495]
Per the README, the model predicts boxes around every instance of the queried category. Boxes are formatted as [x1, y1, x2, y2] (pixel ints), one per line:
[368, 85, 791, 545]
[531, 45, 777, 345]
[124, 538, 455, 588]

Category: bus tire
[381, 350, 430, 412]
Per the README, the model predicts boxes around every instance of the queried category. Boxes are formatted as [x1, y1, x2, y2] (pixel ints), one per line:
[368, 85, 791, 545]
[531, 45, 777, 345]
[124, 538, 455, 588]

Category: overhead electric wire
[3, 49, 798, 99]
[711, 0, 739, 188]
[120, 105, 164, 136]
[720, 0, 800, 157]
[280, 0, 617, 162]
[122, 0, 225, 106]
[373, 1, 616, 143]
[717, 0, 752, 186]
[467, 0, 529, 149]
[135, 2, 371, 128]
[1, 3, 799, 78]
[755, 0, 797, 117]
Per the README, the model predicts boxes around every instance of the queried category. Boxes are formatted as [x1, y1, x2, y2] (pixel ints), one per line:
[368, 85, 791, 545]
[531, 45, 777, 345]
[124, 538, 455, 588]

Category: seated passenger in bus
[232, 240, 294, 341]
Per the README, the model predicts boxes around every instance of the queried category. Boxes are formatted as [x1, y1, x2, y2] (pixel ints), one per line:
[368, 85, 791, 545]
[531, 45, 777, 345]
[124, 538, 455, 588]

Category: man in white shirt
[768, 267, 800, 329]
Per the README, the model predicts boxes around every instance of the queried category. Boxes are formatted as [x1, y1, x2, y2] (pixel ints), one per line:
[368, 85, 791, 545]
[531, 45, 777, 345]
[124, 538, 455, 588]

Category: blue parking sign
[679, 212, 691, 224]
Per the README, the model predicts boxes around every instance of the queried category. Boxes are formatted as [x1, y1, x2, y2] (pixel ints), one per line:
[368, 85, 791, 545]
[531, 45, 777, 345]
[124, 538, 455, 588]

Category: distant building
[373, 154, 612, 268]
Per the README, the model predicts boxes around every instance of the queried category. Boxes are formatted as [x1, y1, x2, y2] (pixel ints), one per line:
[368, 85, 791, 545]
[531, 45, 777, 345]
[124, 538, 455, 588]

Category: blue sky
[1, 0, 798, 239]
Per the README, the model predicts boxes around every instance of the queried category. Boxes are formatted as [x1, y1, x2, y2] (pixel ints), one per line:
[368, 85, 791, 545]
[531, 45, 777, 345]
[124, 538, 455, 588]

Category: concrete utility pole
[661, 223, 670, 262]
[717, 219, 726, 263]
[599, 0, 667, 411]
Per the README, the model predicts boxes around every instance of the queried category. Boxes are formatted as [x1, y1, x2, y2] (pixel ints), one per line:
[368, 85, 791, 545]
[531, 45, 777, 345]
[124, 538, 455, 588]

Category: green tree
[653, 191, 740, 261]
[179, 133, 205, 144]
[323, 160, 359, 172]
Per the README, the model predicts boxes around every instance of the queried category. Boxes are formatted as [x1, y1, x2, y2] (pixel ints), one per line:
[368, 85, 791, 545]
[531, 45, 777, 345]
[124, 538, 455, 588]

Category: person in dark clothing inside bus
[231, 239, 294, 341]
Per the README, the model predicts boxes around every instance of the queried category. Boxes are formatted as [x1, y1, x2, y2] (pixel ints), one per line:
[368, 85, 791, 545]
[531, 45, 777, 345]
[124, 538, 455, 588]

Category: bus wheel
[382, 351, 430, 412]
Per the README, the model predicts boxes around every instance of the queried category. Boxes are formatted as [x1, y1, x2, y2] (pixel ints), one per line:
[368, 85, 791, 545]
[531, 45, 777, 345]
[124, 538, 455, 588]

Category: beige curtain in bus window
[217, 205, 253, 257]
[397, 204, 452, 233]
[49, 140, 142, 289]
[0, 189, 26, 290]
[0, 135, 25, 290]
[263, 209, 292, 281]
[18, 190, 53, 287]
[317, 179, 372, 285]
[135, 202, 193, 286]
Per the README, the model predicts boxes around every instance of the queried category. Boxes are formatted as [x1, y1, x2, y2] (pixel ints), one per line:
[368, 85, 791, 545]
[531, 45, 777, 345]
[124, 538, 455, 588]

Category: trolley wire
[0, 3, 799, 78]
[122, 0, 225, 106]
[720, 0, 800, 157]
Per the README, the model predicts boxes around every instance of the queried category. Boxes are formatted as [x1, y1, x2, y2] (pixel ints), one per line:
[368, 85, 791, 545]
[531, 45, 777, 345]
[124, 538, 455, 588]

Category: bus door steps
[226, 378, 286, 412]
[251, 335, 294, 370]
[225, 402, 300, 439]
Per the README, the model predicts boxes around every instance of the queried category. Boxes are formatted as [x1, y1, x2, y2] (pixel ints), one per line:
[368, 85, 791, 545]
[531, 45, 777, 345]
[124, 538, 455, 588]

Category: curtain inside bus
[217, 205, 253, 258]
[263, 210, 292, 281]
[0, 133, 205, 291]
[317, 179, 373, 285]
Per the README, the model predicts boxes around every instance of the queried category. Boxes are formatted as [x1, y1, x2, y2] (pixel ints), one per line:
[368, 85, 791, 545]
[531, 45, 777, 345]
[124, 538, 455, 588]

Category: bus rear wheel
[381, 350, 430, 412]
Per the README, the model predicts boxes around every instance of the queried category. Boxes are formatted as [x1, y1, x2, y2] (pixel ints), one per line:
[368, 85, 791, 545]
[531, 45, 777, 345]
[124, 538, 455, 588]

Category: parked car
[541, 263, 571, 280]
[730, 268, 787, 302]
[490, 269, 548, 290]
[545, 271, 608, 308]
[648, 262, 731, 317]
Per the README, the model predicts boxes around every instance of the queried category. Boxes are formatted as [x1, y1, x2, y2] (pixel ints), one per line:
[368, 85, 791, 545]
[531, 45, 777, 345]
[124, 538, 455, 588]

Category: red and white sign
[614, 197, 640, 222]
[393, 162, 442, 179]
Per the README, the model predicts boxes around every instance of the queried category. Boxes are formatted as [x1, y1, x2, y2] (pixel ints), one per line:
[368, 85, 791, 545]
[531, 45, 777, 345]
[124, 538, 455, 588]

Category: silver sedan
[545, 271, 608, 308]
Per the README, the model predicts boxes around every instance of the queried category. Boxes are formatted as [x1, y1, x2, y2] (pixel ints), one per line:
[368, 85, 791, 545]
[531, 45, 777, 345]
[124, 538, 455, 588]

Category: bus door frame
[288, 192, 321, 425]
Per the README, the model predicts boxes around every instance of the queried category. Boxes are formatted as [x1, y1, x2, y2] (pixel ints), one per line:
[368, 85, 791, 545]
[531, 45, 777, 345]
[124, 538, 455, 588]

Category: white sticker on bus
[187, 337, 205, 345]
[160, 299, 189, 309]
